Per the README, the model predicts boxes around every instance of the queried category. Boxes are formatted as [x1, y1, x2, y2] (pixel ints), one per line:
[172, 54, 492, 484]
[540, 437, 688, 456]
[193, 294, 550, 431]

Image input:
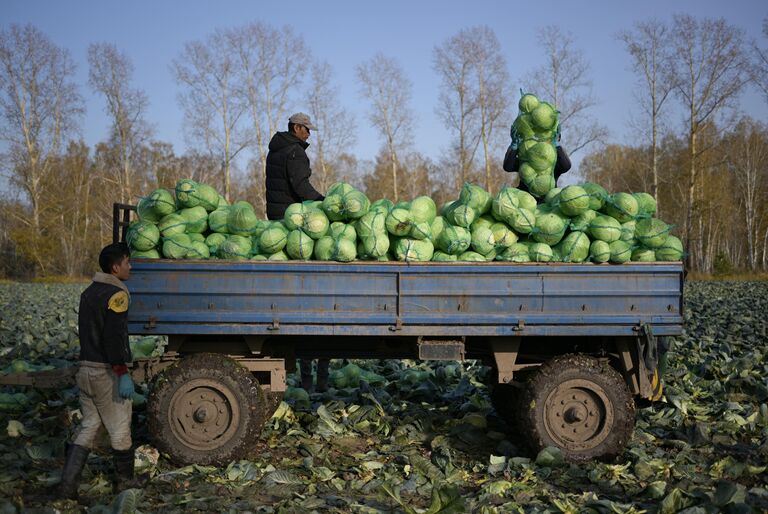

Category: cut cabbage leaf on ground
[1, 281, 765, 511]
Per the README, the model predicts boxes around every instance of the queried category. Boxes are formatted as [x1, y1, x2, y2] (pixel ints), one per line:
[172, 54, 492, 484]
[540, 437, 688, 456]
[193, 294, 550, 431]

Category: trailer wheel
[147, 353, 267, 465]
[519, 354, 635, 461]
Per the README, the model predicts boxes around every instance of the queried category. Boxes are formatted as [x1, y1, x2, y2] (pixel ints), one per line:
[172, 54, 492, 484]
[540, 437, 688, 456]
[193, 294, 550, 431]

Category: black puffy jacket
[265, 131, 324, 220]
[78, 281, 131, 366]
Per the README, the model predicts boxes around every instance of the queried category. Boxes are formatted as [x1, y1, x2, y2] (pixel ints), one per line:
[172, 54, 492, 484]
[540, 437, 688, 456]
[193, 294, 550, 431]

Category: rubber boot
[57, 443, 89, 500]
[300, 358, 314, 392]
[315, 358, 330, 393]
[112, 448, 141, 493]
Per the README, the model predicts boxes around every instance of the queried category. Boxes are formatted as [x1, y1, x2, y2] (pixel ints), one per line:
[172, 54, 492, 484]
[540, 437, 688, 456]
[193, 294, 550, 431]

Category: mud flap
[637, 323, 664, 401]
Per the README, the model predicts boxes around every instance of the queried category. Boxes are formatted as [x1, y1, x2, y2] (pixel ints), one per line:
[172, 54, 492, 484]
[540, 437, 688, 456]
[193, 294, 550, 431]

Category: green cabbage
[556, 232, 590, 263]
[459, 183, 492, 216]
[609, 240, 632, 263]
[589, 240, 611, 263]
[635, 218, 671, 249]
[259, 224, 288, 254]
[162, 233, 192, 259]
[458, 251, 487, 262]
[410, 196, 437, 223]
[529, 243, 554, 262]
[126, 221, 160, 251]
[157, 213, 187, 237]
[655, 235, 684, 261]
[219, 235, 252, 260]
[386, 208, 413, 236]
[496, 243, 530, 262]
[602, 192, 639, 223]
[588, 215, 622, 243]
[208, 207, 230, 234]
[286, 229, 314, 260]
[471, 226, 496, 255]
[436, 225, 471, 255]
[179, 206, 208, 234]
[518, 93, 540, 114]
[394, 238, 434, 262]
[227, 202, 259, 236]
[558, 185, 590, 217]
[532, 211, 567, 245]
[329, 222, 356, 242]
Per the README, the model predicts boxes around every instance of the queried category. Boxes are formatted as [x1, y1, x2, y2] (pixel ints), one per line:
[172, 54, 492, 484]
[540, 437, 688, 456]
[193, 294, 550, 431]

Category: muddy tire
[519, 354, 635, 462]
[147, 353, 267, 465]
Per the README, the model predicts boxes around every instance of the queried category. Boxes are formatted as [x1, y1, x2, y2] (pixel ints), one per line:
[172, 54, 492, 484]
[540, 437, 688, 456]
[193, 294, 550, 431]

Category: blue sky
[3, 0, 767, 182]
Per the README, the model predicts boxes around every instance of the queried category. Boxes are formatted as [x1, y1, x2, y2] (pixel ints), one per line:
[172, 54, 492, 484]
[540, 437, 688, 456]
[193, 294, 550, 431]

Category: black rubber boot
[112, 448, 140, 493]
[57, 443, 89, 500]
[315, 359, 330, 393]
[300, 358, 314, 392]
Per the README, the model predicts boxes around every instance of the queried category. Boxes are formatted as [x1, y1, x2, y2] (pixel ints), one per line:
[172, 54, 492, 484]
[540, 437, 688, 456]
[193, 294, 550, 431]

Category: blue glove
[118, 374, 135, 400]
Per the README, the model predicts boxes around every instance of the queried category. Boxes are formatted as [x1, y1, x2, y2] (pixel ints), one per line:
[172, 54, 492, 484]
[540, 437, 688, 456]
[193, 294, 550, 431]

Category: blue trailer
[124, 254, 683, 465]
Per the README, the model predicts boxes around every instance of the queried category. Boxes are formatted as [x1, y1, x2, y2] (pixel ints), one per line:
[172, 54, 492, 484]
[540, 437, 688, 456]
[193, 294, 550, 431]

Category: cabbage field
[1, 280, 767, 512]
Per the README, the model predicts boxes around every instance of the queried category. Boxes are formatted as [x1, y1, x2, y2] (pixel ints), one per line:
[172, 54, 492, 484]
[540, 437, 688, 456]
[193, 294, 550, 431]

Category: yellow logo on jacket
[108, 291, 129, 313]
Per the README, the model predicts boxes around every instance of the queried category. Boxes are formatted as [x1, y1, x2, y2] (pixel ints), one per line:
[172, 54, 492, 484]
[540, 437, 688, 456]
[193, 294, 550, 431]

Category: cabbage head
[508, 207, 536, 234]
[589, 240, 611, 263]
[259, 224, 288, 254]
[518, 93, 540, 114]
[175, 179, 202, 208]
[127, 221, 160, 251]
[370, 198, 394, 214]
[410, 196, 437, 223]
[569, 209, 597, 232]
[227, 202, 259, 236]
[330, 222, 356, 242]
[186, 241, 210, 259]
[633, 192, 657, 217]
[532, 211, 567, 245]
[431, 251, 458, 262]
[497, 243, 530, 262]
[179, 206, 208, 234]
[527, 172, 556, 198]
[205, 233, 228, 255]
[314, 236, 335, 261]
[458, 251, 487, 262]
[491, 222, 518, 248]
[558, 185, 590, 217]
[631, 247, 656, 262]
[357, 211, 387, 237]
[162, 233, 192, 259]
[602, 192, 639, 223]
[286, 229, 314, 260]
[459, 183, 492, 215]
[492, 187, 519, 224]
[471, 226, 496, 255]
[588, 215, 622, 243]
[529, 243, 553, 262]
[386, 208, 413, 236]
[634, 218, 670, 249]
[394, 238, 434, 262]
[655, 235, 684, 261]
[219, 235, 252, 260]
[581, 182, 608, 211]
[130, 249, 160, 259]
[436, 225, 471, 255]
[556, 232, 590, 263]
[157, 213, 187, 237]
[410, 221, 432, 240]
[361, 232, 390, 258]
[526, 142, 557, 171]
[609, 240, 632, 263]
[531, 102, 557, 131]
[138, 189, 175, 222]
[446, 202, 476, 228]
[208, 207, 230, 234]
[268, 251, 289, 261]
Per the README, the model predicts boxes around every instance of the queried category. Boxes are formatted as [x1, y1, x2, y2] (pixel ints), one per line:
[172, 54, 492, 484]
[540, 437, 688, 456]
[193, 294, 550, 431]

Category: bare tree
[724, 118, 768, 270]
[669, 14, 748, 269]
[751, 16, 768, 102]
[0, 24, 82, 272]
[227, 22, 311, 205]
[525, 26, 607, 157]
[469, 27, 511, 194]
[617, 19, 676, 206]
[433, 30, 481, 186]
[88, 42, 152, 204]
[172, 29, 250, 200]
[356, 54, 415, 202]
[305, 60, 357, 191]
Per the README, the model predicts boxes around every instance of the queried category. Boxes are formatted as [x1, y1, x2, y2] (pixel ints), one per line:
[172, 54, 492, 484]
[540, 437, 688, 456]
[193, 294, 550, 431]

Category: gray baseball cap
[288, 112, 317, 130]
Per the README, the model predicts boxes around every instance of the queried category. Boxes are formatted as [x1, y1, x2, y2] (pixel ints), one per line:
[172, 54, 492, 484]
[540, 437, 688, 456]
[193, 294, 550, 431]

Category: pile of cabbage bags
[127, 178, 683, 263]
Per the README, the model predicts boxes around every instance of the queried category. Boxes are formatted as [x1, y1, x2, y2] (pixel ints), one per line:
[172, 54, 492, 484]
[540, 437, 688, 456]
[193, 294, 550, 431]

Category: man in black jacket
[265, 112, 328, 392]
[57, 243, 137, 500]
[265, 112, 324, 220]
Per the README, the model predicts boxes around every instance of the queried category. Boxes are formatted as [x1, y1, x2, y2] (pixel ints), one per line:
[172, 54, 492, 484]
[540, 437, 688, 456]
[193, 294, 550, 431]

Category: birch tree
[751, 16, 768, 103]
[669, 14, 748, 269]
[227, 22, 311, 207]
[356, 54, 414, 202]
[88, 42, 152, 204]
[525, 26, 607, 157]
[617, 19, 676, 208]
[0, 24, 82, 272]
[172, 29, 250, 200]
[305, 60, 356, 191]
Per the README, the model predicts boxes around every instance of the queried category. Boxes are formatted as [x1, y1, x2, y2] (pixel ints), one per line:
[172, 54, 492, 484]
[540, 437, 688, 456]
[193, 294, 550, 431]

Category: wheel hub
[168, 378, 241, 451]
[543, 379, 614, 451]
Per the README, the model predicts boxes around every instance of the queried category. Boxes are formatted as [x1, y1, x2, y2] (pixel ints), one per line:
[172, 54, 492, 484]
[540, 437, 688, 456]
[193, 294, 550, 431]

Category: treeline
[1, 14, 767, 277]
